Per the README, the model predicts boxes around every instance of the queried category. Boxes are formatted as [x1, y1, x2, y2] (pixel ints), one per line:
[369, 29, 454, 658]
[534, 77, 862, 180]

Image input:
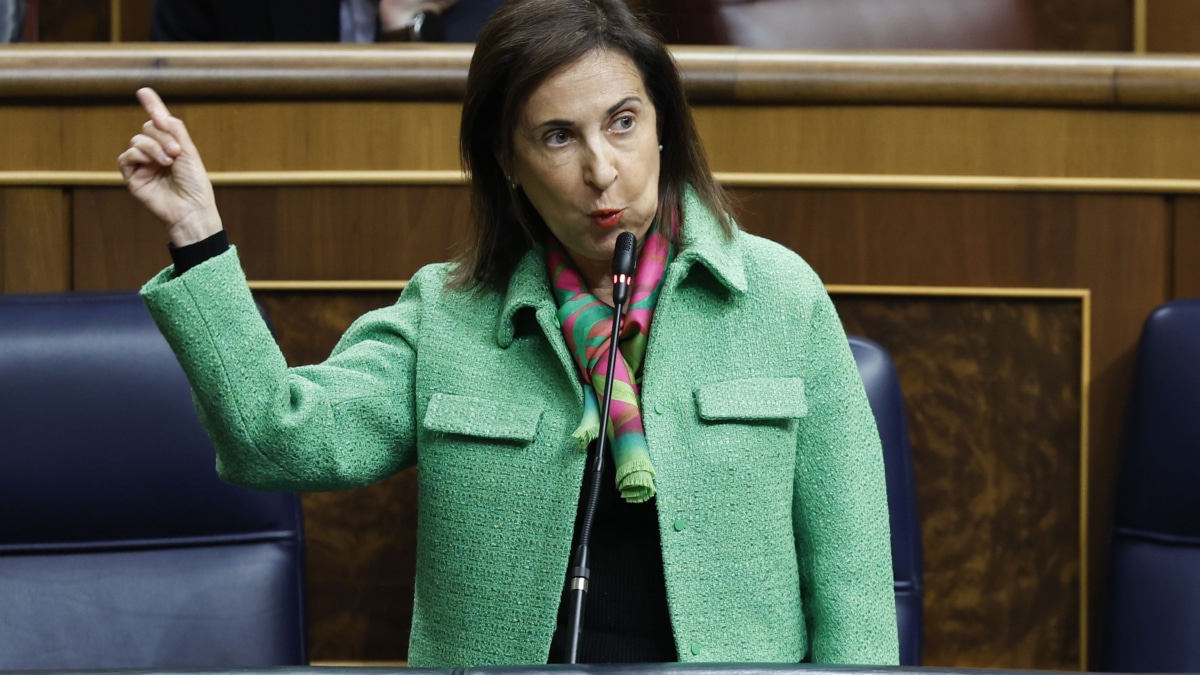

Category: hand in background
[378, 0, 459, 32]
[117, 87, 222, 247]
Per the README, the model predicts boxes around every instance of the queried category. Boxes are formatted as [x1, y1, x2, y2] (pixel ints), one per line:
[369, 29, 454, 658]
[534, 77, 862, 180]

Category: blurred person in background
[150, 0, 504, 42]
[1, 0, 24, 42]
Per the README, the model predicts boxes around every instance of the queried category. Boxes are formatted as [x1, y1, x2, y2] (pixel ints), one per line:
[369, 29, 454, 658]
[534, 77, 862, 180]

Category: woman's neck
[570, 253, 615, 306]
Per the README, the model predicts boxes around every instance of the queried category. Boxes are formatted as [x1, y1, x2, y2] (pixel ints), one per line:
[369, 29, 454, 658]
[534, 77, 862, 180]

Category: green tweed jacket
[141, 190, 899, 668]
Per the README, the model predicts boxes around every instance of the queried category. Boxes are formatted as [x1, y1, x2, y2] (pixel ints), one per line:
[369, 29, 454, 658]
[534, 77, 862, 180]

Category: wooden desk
[3, 45, 1196, 669]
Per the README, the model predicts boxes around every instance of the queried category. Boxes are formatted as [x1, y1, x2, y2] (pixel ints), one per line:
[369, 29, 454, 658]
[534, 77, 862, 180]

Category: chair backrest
[1100, 298, 1200, 672]
[849, 335, 924, 666]
[0, 291, 307, 670]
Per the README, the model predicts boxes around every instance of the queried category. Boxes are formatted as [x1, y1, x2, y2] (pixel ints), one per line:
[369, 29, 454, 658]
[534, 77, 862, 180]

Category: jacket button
[654, 402, 665, 414]
[673, 519, 687, 532]
[689, 642, 702, 656]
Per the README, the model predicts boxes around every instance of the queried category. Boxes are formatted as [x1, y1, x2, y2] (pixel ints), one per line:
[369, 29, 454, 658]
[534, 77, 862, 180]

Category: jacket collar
[495, 187, 746, 348]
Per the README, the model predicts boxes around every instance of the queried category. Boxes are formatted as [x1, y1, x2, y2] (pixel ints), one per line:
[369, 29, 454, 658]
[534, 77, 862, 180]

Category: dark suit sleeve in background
[151, 0, 338, 41]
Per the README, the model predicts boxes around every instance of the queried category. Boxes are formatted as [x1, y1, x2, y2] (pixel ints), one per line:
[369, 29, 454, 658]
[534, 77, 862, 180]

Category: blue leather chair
[849, 335, 924, 666]
[1100, 297, 1200, 672]
[0, 292, 307, 670]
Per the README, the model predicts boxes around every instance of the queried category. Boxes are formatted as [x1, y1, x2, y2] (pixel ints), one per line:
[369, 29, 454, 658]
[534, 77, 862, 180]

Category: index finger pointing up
[135, 86, 196, 150]
[136, 87, 173, 129]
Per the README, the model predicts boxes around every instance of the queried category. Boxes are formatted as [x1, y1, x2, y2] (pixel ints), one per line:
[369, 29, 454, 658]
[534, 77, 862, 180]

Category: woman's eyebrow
[605, 96, 640, 116]
[534, 96, 642, 131]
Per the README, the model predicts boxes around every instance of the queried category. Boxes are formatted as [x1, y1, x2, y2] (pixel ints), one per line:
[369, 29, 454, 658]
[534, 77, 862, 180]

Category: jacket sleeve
[141, 246, 422, 491]
[792, 282, 900, 665]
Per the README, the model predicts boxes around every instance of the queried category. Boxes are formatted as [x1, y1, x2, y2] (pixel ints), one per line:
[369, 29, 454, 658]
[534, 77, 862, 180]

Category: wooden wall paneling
[223, 185, 471, 281]
[73, 187, 171, 291]
[253, 291, 416, 663]
[0, 107, 67, 173]
[150, 102, 465, 173]
[21, 0, 38, 42]
[1145, 0, 1200, 53]
[71, 185, 472, 291]
[833, 294, 1084, 670]
[0, 188, 70, 293]
[1030, 0, 1132, 52]
[1172, 197, 1200, 298]
[727, 187, 1171, 667]
[13, 103, 1200, 182]
[0, 102, 467, 174]
[693, 106, 1200, 181]
[116, 0, 155, 41]
[36, 0, 110, 41]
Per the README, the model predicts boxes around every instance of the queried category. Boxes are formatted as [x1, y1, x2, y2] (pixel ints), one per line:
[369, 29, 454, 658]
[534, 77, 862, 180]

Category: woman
[119, 0, 898, 667]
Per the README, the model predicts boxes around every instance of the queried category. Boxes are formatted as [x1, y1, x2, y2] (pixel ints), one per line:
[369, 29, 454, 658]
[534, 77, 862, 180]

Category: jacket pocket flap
[695, 377, 808, 421]
[423, 393, 542, 442]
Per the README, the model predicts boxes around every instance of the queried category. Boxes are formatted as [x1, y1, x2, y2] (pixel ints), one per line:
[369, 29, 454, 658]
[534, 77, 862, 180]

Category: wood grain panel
[36, 0, 109, 41]
[12, 103, 1200, 183]
[253, 291, 417, 663]
[72, 185, 472, 290]
[0, 188, 70, 292]
[834, 295, 1083, 670]
[1145, 0, 1200, 53]
[117, 0, 155, 41]
[1032, 0, 1132, 51]
[727, 187, 1170, 667]
[693, 106, 1200, 180]
[1172, 197, 1200, 299]
[0, 102, 464, 173]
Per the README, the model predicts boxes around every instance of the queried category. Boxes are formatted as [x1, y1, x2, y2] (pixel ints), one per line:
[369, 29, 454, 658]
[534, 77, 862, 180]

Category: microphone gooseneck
[564, 231, 637, 664]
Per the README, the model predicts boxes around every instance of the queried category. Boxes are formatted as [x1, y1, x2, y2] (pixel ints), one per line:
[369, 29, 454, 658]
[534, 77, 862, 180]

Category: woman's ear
[494, 151, 518, 188]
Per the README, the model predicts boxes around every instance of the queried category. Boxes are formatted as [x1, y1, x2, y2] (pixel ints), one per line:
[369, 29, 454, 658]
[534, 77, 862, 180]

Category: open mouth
[589, 209, 624, 228]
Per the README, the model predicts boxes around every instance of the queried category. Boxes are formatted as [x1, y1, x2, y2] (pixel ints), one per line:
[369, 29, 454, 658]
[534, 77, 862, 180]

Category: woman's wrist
[167, 208, 224, 248]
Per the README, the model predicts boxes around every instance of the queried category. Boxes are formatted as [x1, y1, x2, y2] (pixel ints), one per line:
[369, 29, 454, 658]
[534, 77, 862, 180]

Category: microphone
[611, 232, 636, 305]
[564, 232, 638, 664]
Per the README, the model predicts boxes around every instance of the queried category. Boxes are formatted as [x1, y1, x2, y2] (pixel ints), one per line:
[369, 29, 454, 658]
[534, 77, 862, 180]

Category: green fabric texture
[140, 189, 899, 668]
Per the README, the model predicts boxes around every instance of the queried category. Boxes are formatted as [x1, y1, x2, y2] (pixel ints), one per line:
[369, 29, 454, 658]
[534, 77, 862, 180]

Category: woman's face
[511, 49, 660, 267]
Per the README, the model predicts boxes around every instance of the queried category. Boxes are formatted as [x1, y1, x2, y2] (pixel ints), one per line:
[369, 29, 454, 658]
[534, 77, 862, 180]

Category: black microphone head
[612, 232, 637, 277]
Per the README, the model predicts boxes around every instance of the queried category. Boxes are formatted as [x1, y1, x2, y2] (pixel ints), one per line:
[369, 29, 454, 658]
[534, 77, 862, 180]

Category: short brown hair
[452, 0, 733, 290]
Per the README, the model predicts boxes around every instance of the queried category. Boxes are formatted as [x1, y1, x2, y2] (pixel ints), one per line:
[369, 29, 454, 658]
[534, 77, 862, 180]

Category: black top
[549, 445, 677, 663]
[169, 233, 678, 663]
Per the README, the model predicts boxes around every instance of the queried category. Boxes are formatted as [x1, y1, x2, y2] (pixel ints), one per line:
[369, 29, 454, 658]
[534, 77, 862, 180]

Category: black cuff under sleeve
[169, 230, 230, 276]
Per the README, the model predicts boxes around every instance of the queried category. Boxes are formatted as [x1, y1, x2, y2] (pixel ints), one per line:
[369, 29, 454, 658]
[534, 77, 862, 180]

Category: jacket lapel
[496, 248, 583, 404]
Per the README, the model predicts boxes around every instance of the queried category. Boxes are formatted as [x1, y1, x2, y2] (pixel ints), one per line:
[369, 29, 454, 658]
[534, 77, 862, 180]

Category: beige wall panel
[0, 188, 71, 293]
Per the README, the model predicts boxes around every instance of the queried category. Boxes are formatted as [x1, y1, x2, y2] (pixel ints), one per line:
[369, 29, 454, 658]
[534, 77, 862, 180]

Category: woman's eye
[613, 115, 635, 132]
[546, 131, 570, 147]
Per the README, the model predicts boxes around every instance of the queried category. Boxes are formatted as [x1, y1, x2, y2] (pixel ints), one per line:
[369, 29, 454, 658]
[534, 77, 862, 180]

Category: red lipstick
[589, 209, 624, 228]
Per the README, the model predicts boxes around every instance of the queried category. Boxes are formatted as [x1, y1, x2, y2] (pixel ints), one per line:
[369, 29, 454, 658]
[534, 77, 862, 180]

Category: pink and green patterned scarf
[546, 229, 676, 503]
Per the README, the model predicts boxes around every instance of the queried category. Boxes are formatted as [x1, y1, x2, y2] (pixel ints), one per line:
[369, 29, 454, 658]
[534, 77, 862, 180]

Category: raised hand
[117, 87, 223, 247]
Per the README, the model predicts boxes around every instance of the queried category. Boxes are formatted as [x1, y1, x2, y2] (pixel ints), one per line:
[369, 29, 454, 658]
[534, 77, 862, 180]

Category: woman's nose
[583, 141, 618, 191]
